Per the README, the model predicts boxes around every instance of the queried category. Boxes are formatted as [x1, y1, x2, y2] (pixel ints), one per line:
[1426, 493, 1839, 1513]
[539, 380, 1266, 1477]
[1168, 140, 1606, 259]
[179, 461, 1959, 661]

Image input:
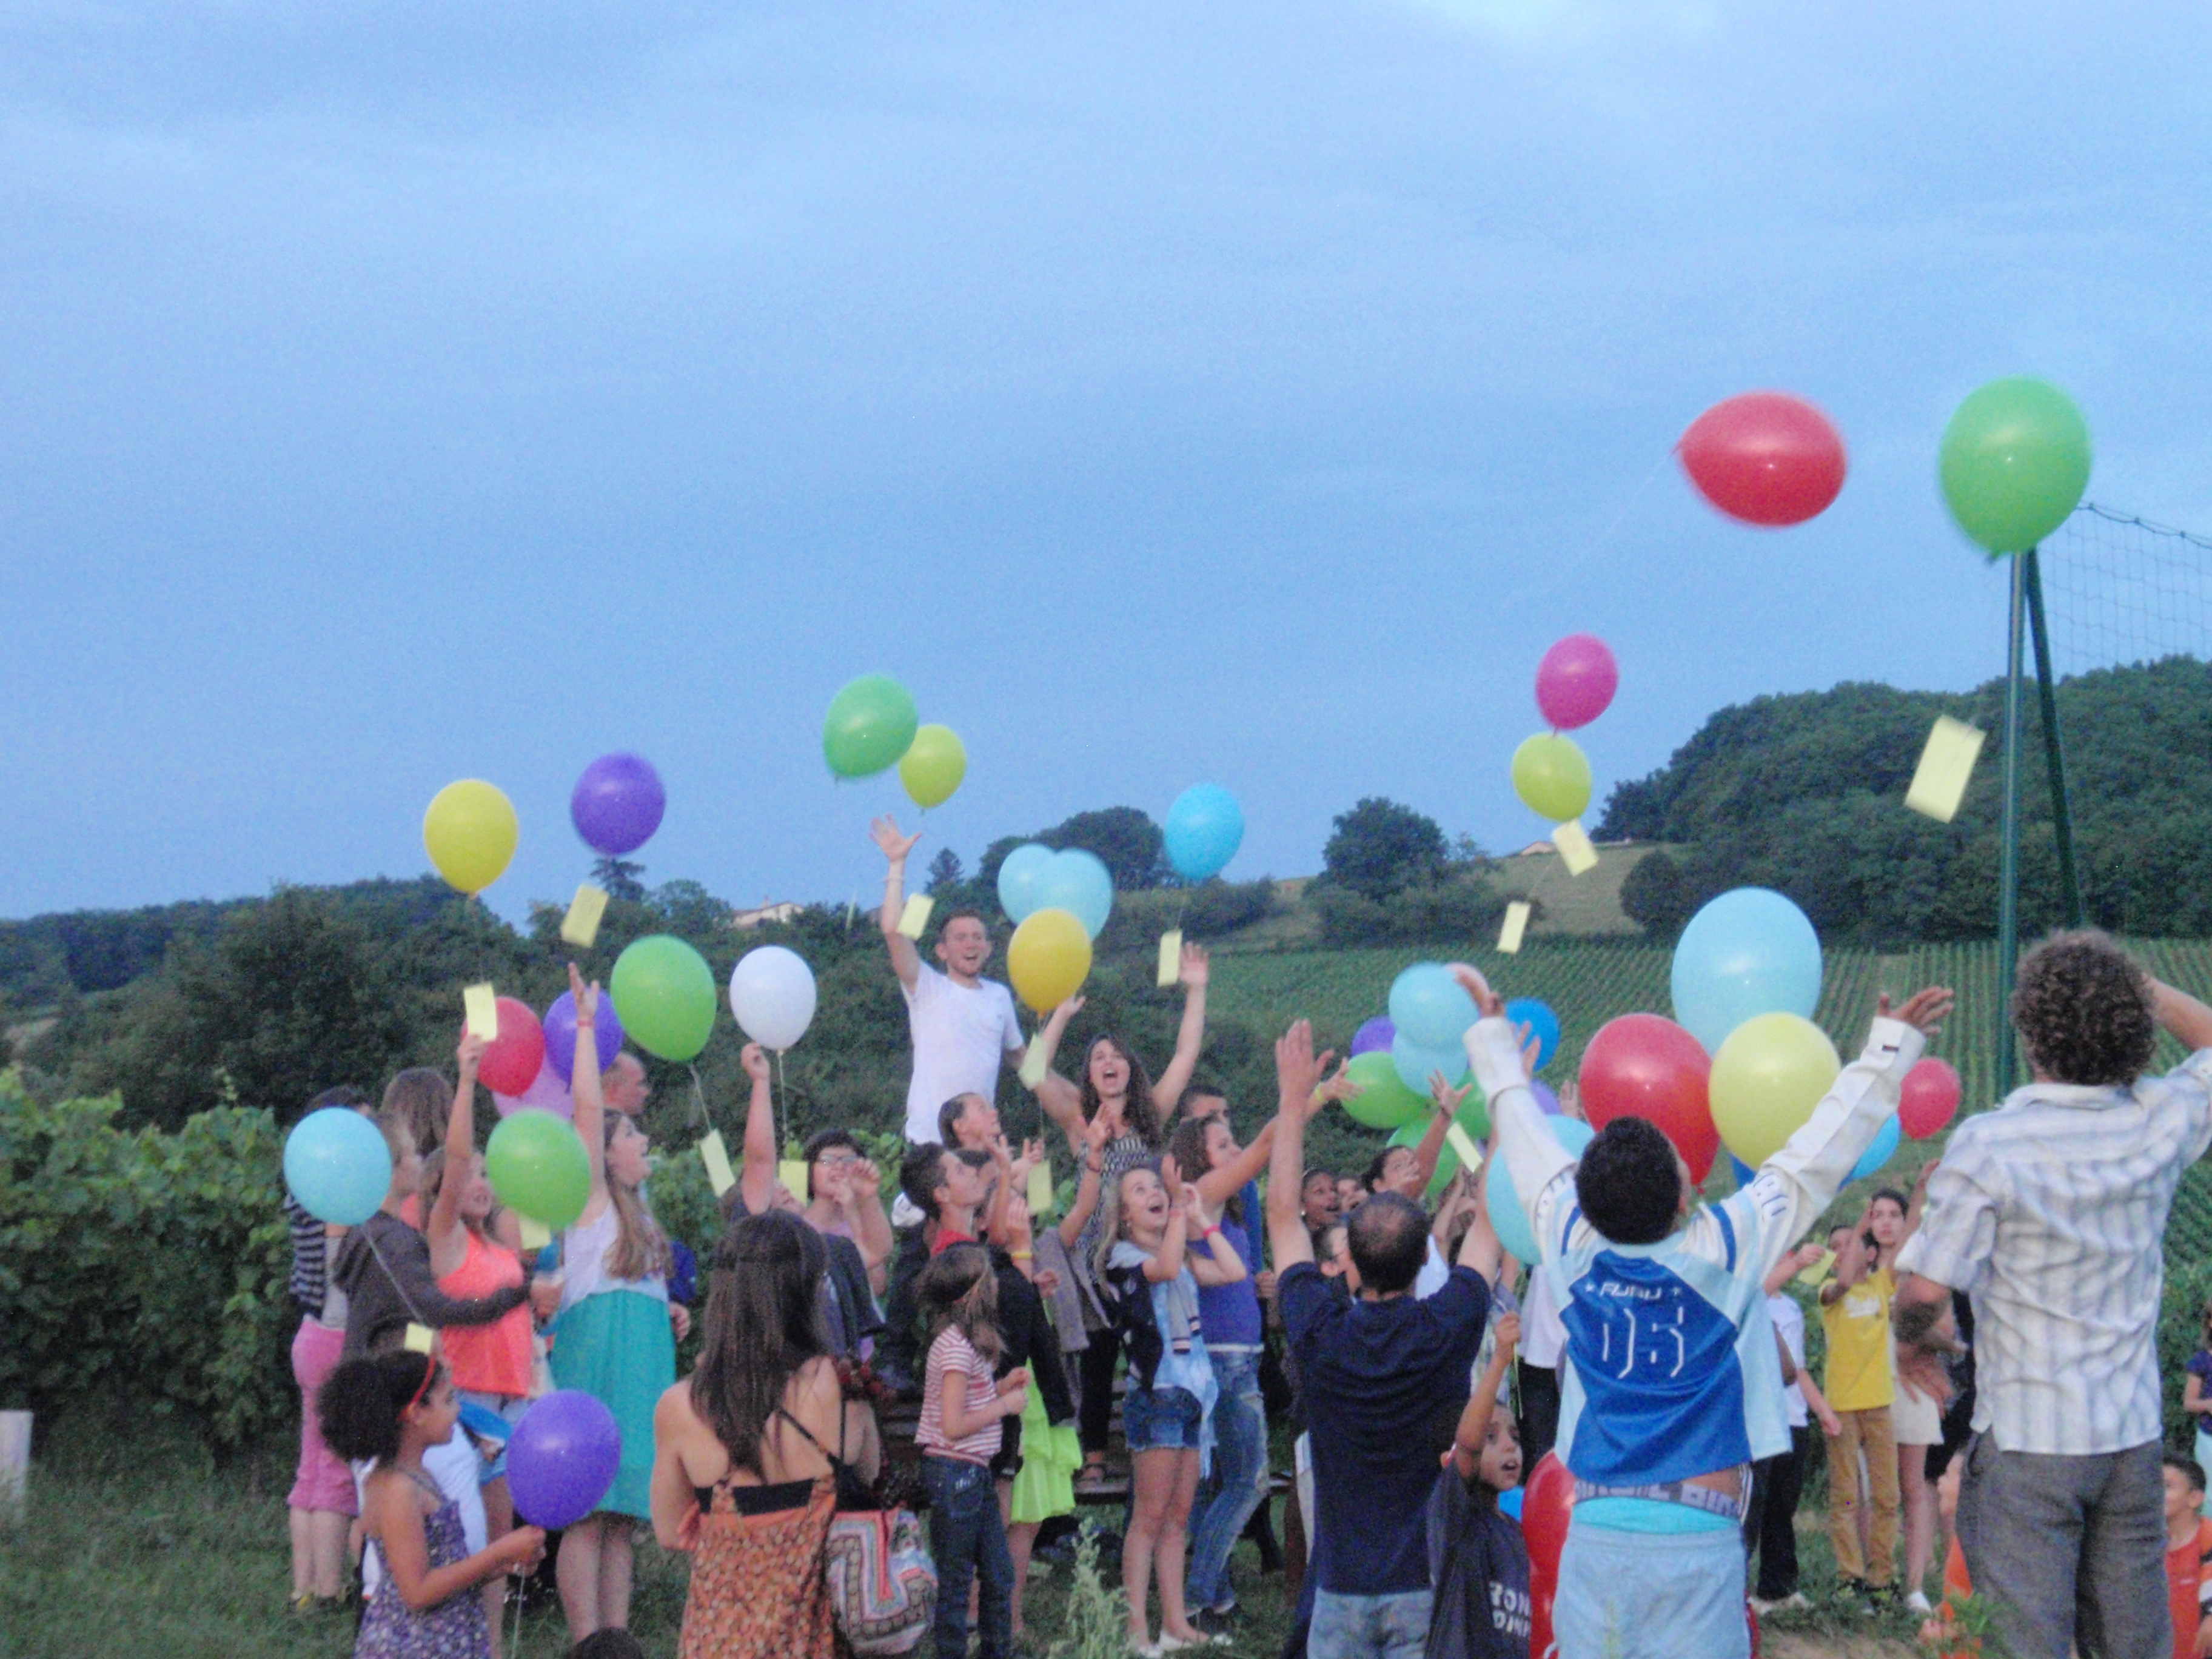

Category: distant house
[732, 900, 802, 930]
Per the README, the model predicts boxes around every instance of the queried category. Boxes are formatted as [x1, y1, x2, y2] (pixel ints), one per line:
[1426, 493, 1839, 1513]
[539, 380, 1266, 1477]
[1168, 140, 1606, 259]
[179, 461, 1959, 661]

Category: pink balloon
[1535, 634, 1618, 731]
[494, 1055, 574, 1120]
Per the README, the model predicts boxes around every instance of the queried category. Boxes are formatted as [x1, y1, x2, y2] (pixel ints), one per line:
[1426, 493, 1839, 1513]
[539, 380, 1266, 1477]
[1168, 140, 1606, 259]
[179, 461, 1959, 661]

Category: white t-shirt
[1520, 1264, 1566, 1368]
[1768, 1292, 1809, 1429]
[900, 962, 1025, 1145]
[355, 1431, 488, 1598]
[1414, 1236, 1450, 1300]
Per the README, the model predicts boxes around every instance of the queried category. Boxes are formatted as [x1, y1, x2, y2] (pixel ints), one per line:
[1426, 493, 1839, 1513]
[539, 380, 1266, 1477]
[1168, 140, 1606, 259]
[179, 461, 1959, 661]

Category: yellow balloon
[423, 779, 519, 894]
[1709, 1011, 1840, 1167]
[1512, 732, 1592, 822]
[1007, 907, 1092, 1013]
[899, 724, 967, 810]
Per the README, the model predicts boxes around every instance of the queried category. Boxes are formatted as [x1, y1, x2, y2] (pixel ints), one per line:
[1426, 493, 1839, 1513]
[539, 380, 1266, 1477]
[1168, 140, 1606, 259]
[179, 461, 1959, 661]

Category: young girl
[1100, 1159, 1245, 1654]
[1872, 1173, 1940, 1612]
[318, 1350, 545, 1658]
[917, 1244, 1030, 1659]
[1429, 1313, 1530, 1659]
[545, 964, 686, 1643]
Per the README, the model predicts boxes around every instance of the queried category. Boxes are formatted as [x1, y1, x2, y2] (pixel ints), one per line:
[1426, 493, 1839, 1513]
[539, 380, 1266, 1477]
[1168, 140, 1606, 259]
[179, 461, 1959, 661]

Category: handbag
[781, 1404, 936, 1655]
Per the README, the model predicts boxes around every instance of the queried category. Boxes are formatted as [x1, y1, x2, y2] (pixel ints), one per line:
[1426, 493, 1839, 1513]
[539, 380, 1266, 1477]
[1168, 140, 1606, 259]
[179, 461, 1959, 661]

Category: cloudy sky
[2, 1, 2207, 921]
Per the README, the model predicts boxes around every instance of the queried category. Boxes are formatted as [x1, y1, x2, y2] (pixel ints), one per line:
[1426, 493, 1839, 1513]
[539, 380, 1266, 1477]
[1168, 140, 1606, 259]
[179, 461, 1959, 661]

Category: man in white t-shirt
[873, 817, 1030, 1147]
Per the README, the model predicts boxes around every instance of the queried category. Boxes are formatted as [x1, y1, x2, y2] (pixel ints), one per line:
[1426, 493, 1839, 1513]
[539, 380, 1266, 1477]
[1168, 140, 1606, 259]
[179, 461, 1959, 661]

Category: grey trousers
[1954, 1433, 2170, 1659]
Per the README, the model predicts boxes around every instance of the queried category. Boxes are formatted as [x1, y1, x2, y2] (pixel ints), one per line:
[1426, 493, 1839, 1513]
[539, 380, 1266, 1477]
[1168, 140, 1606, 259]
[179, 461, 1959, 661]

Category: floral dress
[356, 1469, 491, 1659]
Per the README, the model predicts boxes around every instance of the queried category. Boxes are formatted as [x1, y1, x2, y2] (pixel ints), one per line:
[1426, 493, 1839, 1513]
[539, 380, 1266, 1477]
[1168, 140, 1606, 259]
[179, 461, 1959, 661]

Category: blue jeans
[1187, 1349, 1269, 1612]
[1553, 1520, 1748, 1659]
[1309, 1588, 1432, 1659]
[925, 1455, 1013, 1659]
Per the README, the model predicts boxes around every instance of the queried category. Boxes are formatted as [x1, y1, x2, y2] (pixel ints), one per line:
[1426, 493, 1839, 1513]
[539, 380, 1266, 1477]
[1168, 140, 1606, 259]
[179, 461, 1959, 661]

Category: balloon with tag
[1671, 887, 1823, 1054]
[822, 674, 920, 780]
[898, 724, 967, 809]
[1031, 850, 1114, 939]
[1007, 908, 1091, 1012]
[1579, 1012, 1717, 1182]
[996, 843, 1054, 923]
[1511, 734, 1592, 822]
[1340, 1050, 1430, 1131]
[473, 997, 547, 1097]
[485, 1111, 592, 1230]
[1389, 1086, 1493, 1198]
[544, 989, 625, 1084]
[1940, 377, 2092, 555]
[609, 934, 717, 1063]
[1487, 1116, 1594, 1264]
[1163, 785, 1244, 882]
[570, 752, 665, 857]
[729, 945, 817, 1051]
[1709, 1012, 1840, 1167]
[1534, 635, 1619, 731]
[284, 1107, 392, 1225]
[423, 780, 519, 894]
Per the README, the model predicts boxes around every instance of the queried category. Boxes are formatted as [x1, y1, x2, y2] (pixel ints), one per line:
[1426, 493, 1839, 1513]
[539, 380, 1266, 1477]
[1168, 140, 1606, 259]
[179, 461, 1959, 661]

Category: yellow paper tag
[516, 1216, 551, 1250]
[1017, 1041, 1050, 1088]
[1156, 929, 1184, 988]
[1796, 1247, 1836, 1287]
[1906, 716, 1986, 823]
[699, 1131, 736, 1197]
[1444, 1122, 1484, 1173]
[561, 883, 610, 948]
[1027, 1161, 1056, 1219]
[1552, 820, 1598, 876]
[1498, 901, 1532, 954]
[779, 1159, 811, 1203]
[897, 894, 934, 940]
[462, 984, 499, 1041]
[403, 1322, 435, 1355]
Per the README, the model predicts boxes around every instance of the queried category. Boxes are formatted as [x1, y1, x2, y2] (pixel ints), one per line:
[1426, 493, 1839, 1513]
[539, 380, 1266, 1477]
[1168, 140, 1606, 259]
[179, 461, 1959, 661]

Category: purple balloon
[571, 752, 666, 857]
[1530, 1079, 1561, 1116]
[545, 990, 625, 1084]
[494, 1055, 574, 1120]
[508, 1390, 621, 1529]
[1351, 1017, 1395, 1057]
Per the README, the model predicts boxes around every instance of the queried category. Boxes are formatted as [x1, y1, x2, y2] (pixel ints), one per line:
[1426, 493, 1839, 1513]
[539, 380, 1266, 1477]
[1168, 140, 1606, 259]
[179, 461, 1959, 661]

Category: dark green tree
[1039, 808, 1169, 890]
[1322, 797, 1449, 901]
[924, 848, 965, 894]
[1618, 850, 1699, 940]
[592, 857, 648, 903]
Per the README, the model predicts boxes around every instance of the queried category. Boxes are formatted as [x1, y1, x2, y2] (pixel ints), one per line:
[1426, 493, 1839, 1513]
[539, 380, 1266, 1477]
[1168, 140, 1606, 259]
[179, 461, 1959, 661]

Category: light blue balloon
[1669, 888, 1823, 1054]
[1391, 1031, 1469, 1096]
[1389, 962, 1475, 1050]
[996, 843, 1054, 923]
[1487, 1116, 1595, 1265]
[284, 1106, 392, 1226]
[1498, 1486, 1525, 1521]
[1164, 785, 1245, 882]
[1504, 998, 1561, 1073]
[1033, 849, 1114, 939]
[1848, 1114, 1902, 1184]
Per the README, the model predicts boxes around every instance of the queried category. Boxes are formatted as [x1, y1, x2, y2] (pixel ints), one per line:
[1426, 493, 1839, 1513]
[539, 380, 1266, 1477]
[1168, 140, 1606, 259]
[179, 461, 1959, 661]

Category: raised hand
[1274, 1020, 1332, 1109]
[741, 1042, 771, 1085]
[1430, 1073, 1472, 1114]
[1084, 1110, 1114, 1156]
[455, 1031, 488, 1078]
[1050, 994, 1087, 1026]
[568, 962, 600, 1024]
[1447, 963, 1505, 1020]
[851, 1159, 882, 1201]
[1492, 1311, 1522, 1355]
[1879, 987, 1954, 1037]
[871, 816, 922, 864]
[1180, 941, 1210, 988]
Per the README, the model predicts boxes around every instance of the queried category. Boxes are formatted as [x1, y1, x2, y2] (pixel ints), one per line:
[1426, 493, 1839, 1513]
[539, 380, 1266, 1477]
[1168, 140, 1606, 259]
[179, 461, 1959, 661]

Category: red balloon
[1678, 392, 1846, 527]
[473, 997, 548, 1097]
[1899, 1057, 1962, 1140]
[1523, 1452, 1575, 1658]
[1535, 634, 1619, 731]
[1579, 1013, 1718, 1182]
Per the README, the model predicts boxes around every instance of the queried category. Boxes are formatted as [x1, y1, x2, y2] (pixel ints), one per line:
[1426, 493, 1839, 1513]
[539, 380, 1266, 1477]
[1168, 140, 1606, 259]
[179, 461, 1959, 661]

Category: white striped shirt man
[1896, 1052, 2212, 1455]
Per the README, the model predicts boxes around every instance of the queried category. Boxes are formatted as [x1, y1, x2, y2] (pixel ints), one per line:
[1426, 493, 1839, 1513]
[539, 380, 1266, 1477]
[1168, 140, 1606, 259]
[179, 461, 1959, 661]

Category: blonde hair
[381, 1068, 452, 1155]
[603, 1116, 672, 1282]
[1093, 1162, 1158, 1284]
[418, 1147, 503, 1242]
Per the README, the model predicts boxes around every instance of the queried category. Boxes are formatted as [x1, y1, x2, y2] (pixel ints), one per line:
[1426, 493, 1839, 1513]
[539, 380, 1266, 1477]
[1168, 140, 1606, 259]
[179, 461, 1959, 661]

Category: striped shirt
[917, 1326, 1002, 1463]
[1895, 1052, 2212, 1455]
[284, 1194, 329, 1317]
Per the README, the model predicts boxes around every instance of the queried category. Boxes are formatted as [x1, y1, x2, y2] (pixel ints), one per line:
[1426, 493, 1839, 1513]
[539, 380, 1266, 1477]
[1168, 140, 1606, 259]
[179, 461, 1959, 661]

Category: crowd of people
[278, 822, 2212, 1659]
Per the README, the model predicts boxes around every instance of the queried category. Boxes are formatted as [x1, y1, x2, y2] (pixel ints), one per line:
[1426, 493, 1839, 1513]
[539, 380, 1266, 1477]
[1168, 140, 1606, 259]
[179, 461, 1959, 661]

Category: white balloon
[729, 945, 817, 1051]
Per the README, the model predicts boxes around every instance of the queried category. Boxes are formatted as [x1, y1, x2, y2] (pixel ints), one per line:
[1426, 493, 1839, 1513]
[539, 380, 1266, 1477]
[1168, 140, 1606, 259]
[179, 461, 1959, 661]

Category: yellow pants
[1827, 1405, 1901, 1586]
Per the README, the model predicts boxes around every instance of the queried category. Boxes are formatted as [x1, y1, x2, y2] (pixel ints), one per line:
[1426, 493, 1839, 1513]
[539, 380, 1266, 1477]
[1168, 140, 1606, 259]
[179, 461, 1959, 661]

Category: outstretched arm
[872, 817, 923, 990]
[1191, 1120, 1275, 1212]
[738, 1043, 780, 1216]
[2154, 979, 2212, 1054]
[1179, 1174, 1247, 1287]
[1151, 944, 1210, 1119]
[1027, 996, 1088, 1149]
[427, 1033, 486, 1265]
[1407, 1074, 1461, 1193]
[1265, 1022, 1332, 1273]
[568, 965, 611, 1212]
[1056, 1112, 1111, 1248]
[1446, 1314, 1518, 1481]
[1455, 967, 1577, 1265]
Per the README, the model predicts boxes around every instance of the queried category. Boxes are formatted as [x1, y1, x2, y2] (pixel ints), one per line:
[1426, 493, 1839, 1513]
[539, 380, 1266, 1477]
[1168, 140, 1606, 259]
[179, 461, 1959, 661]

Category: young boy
[1427, 1312, 1530, 1659]
[1819, 1205, 1900, 1600]
[2163, 1455, 2212, 1659]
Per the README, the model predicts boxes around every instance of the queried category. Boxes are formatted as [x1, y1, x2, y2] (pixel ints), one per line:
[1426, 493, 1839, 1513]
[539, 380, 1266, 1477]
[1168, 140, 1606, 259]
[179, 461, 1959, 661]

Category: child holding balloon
[546, 964, 683, 1644]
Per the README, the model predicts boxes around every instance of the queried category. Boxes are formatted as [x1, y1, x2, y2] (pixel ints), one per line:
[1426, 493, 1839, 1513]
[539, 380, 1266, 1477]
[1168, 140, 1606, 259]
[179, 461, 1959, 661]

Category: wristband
[1202, 1224, 1221, 1238]
[1010, 1250, 1033, 1261]
[576, 1019, 595, 1030]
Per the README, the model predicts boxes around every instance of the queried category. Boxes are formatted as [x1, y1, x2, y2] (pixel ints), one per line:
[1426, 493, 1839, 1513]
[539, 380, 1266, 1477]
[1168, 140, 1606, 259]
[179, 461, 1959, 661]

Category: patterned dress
[356, 1475, 491, 1659]
[679, 1472, 843, 1659]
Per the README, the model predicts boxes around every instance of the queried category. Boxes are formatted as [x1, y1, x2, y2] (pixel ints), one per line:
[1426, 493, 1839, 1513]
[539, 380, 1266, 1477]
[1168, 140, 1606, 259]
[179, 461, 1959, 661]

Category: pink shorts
[289, 1317, 358, 1515]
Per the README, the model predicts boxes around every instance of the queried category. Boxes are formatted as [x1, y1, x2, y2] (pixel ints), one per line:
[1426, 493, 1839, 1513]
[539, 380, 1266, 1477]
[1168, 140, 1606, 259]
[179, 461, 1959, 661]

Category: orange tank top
[437, 1228, 534, 1398]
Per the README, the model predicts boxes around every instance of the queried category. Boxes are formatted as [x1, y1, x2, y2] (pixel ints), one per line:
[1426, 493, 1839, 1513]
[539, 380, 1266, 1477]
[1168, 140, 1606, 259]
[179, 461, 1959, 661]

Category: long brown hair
[417, 1147, 504, 1243]
[691, 1213, 828, 1473]
[918, 1243, 1004, 1364]
[1167, 1116, 1242, 1226]
[1079, 1036, 1163, 1148]
[382, 1068, 452, 1156]
[602, 1114, 672, 1281]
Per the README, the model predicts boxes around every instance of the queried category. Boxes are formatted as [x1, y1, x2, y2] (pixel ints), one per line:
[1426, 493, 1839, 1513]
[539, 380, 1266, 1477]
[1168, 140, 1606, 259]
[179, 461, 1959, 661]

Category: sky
[2, 1, 2209, 923]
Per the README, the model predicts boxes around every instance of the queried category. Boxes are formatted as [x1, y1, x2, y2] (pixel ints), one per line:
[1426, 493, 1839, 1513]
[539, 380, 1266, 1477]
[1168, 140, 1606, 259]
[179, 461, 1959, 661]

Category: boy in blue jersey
[1452, 965, 1952, 1659]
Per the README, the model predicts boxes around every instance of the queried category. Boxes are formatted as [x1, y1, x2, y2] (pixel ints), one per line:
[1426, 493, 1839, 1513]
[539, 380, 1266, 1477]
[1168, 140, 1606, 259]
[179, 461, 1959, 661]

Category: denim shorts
[1122, 1384, 1203, 1453]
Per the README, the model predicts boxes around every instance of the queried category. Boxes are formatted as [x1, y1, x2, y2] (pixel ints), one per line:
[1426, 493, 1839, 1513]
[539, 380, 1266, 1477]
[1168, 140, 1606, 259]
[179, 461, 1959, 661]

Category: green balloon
[823, 674, 920, 780]
[1939, 377, 2091, 554]
[1512, 732, 1592, 823]
[610, 933, 718, 1062]
[1387, 1086, 1490, 1199]
[484, 1111, 591, 1230]
[1342, 1050, 1430, 1130]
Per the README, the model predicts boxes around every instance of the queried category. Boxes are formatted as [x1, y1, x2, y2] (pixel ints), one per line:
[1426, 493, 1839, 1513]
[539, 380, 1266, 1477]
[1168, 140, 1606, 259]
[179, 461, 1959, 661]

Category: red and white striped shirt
[917, 1326, 1001, 1463]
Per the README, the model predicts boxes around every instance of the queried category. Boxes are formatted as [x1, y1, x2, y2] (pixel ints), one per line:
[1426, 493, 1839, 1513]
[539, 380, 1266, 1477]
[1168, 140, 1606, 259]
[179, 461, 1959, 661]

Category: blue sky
[2, 1, 2208, 922]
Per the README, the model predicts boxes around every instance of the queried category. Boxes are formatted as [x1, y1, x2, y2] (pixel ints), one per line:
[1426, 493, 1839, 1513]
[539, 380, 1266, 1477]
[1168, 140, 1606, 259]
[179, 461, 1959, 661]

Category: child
[318, 1350, 545, 1658]
[2165, 1455, 2212, 1659]
[1099, 1158, 1246, 1654]
[2183, 1300, 2212, 1507]
[1745, 1241, 1841, 1612]
[1818, 1205, 1901, 1598]
[1428, 1312, 1530, 1659]
[917, 1244, 1030, 1659]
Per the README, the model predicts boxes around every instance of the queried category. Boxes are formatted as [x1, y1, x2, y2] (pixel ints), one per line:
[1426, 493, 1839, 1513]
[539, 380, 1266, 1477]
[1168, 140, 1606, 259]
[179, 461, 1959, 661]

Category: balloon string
[688, 1064, 708, 1133]
[1494, 449, 1672, 616]
[776, 1049, 788, 1159]
[360, 1227, 432, 1328]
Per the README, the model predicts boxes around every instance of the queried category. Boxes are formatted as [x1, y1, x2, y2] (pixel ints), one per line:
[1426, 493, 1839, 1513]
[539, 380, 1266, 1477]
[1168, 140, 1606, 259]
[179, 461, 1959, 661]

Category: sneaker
[1905, 1590, 1932, 1615]
[1193, 1607, 1239, 1637]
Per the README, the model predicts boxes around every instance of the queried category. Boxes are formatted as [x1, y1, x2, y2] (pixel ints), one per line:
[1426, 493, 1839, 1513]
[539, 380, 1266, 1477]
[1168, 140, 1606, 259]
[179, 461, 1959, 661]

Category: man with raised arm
[1457, 963, 1950, 1659]
[873, 816, 1030, 1147]
[1266, 1020, 1493, 1659]
[1891, 933, 2212, 1659]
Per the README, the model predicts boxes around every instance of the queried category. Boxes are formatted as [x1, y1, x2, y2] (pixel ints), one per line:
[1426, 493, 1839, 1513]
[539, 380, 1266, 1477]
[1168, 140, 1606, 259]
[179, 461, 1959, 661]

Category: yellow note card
[1156, 930, 1184, 988]
[779, 1159, 811, 1203]
[463, 984, 499, 1041]
[1906, 716, 1986, 823]
[516, 1216, 552, 1250]
[561, 883, 610, 948]
[897, 894, 934, 940]
[1552, 820, 1598, 876]
[1796, 1248, 1835, 1288]
[403, 1322, 435, 1355]
[1017, 1041, 1050, 1088]
[1444, 1122, 1485, 1173]
[1027, 1161, 1056, 1219]
[699, 1131, 736, 1197]
[1498, 901, 1532, 954]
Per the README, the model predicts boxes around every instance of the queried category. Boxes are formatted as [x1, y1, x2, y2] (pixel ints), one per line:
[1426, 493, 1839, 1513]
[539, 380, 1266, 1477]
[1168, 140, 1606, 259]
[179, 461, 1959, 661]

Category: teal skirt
[551, 1289, 675, 1521]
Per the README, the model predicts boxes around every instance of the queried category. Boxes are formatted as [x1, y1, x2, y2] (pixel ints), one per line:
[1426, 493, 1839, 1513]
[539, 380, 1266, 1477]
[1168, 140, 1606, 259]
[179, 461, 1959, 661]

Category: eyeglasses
[814, 1151, 863, 1169]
